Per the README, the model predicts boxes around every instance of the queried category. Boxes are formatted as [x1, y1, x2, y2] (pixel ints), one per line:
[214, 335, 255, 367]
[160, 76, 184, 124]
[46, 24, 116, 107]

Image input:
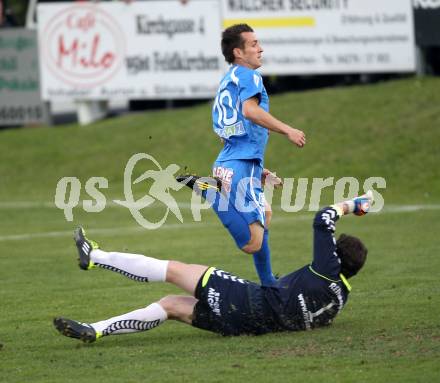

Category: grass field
[1, 77, 440, 382]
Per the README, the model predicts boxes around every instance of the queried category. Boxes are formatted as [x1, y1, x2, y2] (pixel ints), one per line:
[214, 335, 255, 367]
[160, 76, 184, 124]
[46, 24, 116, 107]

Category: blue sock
[204, 189, 251, 249]
[252, 230, 276, 286]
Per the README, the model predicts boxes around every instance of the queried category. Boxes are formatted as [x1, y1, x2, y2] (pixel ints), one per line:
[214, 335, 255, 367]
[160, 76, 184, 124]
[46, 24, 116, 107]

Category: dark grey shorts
[192, 267, 270, 336]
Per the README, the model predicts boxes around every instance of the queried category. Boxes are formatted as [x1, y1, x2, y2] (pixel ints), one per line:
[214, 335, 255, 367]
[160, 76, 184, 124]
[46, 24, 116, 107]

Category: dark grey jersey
[261, 207, 350, 331]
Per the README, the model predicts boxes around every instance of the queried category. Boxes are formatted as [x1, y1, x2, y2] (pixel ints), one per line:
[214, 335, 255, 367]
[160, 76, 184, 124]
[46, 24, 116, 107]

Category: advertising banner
[37, 1, 225, 101]
[413, 0, 440, 46]
[0, 29, 47, 126]
[222, 0, 416, 74]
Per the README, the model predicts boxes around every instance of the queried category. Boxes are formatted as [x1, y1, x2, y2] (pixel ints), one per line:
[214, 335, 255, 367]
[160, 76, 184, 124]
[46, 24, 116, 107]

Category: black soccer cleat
[176, 174, 222, 195]
[73, 226, 99, 270]
[53, 317, 100, 343]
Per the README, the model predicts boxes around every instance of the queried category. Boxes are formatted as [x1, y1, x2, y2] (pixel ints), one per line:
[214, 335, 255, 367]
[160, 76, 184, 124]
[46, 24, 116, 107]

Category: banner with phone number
[222, 0, 416, 74]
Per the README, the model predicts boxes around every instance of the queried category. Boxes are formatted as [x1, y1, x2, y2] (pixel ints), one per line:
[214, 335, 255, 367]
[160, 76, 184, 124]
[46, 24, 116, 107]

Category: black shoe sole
[54, 317, 96, 343]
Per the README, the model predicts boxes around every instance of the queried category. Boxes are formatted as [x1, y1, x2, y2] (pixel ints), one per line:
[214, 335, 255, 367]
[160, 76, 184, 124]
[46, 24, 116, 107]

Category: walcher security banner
[37, 1, 225, 101]
[222, 0, 416, 74]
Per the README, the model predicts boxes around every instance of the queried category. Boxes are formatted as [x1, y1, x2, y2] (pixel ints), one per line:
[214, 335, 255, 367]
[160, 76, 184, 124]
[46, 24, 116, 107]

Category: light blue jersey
[212, 64, 269, 164]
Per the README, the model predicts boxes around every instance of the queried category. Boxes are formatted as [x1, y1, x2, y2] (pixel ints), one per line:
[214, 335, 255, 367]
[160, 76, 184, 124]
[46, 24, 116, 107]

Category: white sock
[91, 302, 168, 336]
[90, 249, 168, 282]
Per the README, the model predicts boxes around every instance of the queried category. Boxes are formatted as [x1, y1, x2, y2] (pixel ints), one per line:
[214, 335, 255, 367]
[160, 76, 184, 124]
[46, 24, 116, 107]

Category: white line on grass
[0, 203, 439, 242]
[1, 201, 440, 211]
[0, 215, 312, 242]
[0, 222, 214, 242]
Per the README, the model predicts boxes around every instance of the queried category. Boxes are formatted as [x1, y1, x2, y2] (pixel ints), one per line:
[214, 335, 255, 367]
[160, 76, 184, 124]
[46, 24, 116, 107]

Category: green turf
[0, 77, 439, 382]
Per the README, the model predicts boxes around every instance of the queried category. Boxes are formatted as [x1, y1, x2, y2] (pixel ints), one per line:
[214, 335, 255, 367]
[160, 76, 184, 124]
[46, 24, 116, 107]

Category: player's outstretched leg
[73, 226, 169, 283]
[56, 249, 208, 342]
[54, 302, 168, 343]
[53, 295, 200, 343]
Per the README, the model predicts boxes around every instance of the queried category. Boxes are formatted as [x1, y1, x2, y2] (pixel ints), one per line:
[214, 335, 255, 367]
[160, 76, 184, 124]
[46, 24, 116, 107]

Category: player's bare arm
[242, 97, 306, 147]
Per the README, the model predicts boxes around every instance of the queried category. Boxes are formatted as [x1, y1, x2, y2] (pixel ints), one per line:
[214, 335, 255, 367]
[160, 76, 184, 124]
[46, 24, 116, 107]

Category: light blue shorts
[213, 159, 266, 227]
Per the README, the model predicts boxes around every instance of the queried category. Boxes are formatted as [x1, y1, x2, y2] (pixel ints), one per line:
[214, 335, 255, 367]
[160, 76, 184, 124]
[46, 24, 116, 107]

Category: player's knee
[165, 260, 185, 283]
[158, 295, 181, 319]
[242, 235, 263, 254]
[158, 295, 195, 323]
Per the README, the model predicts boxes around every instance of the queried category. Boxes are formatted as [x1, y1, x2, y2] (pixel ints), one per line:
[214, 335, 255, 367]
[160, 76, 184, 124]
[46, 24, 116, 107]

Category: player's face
[236, 32, 263, 69]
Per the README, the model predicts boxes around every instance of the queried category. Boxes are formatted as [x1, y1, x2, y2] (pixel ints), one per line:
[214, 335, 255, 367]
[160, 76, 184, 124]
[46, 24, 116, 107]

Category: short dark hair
[221, 24, 254, 64]
[336, 234, 367, 278]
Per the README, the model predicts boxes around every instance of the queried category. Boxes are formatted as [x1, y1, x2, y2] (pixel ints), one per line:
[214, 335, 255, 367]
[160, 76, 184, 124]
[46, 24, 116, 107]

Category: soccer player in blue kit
[178, 24, 306, 286]
[53, 192, 372, 341]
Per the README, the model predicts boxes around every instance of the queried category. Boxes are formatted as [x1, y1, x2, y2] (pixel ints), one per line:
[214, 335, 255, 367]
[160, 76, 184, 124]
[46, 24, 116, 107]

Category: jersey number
[214, 90, 238, 126]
